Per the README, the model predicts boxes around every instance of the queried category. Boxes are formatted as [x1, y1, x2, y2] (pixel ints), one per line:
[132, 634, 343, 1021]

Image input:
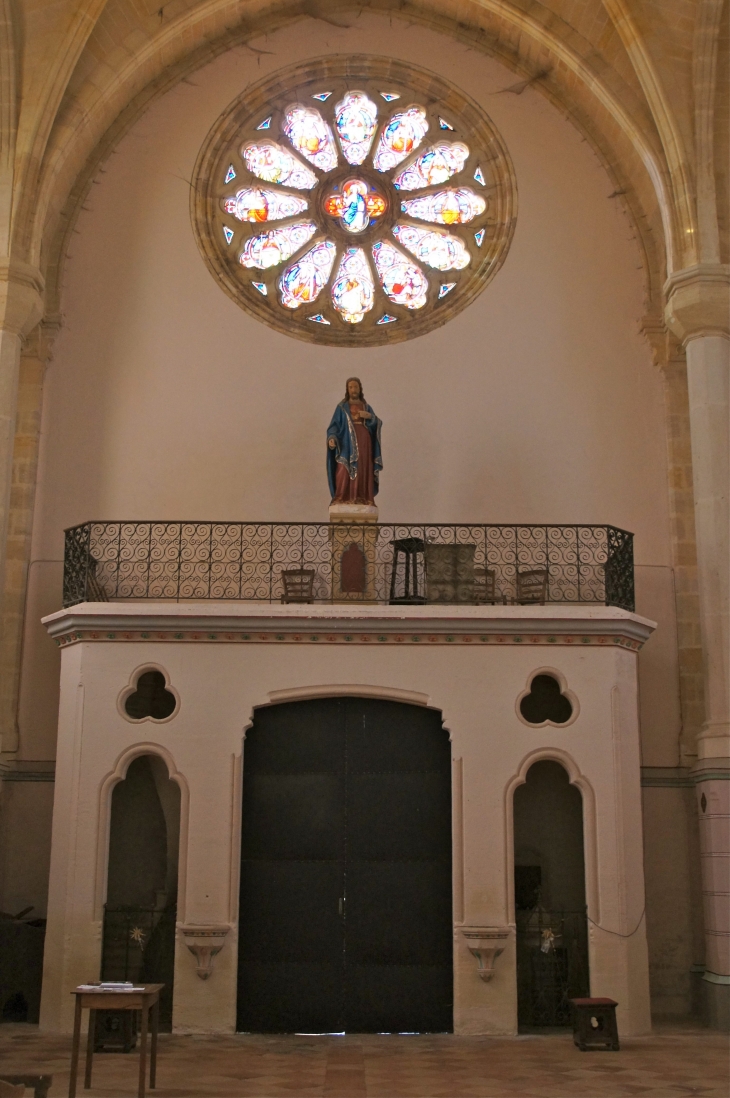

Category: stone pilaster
[0, 318, 60, 754]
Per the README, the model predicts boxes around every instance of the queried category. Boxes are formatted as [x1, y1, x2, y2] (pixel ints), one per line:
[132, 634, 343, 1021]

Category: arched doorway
[237, 697, 453, 1033]
[101, 754, 181, 1043]
[513, 760, 589, 1028]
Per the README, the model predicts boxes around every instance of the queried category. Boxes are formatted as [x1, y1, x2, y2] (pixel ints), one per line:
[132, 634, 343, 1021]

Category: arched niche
[102, 754, 181, 1035]
[512, 759, 589, 1029]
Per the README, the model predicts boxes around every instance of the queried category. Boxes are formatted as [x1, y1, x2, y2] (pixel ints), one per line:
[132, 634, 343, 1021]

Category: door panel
[237, 697, 452, 1033]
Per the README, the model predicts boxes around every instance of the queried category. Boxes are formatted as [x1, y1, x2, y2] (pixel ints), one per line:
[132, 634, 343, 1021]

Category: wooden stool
[569, 997, 620, 1051]
[68, 984, 163, 1098]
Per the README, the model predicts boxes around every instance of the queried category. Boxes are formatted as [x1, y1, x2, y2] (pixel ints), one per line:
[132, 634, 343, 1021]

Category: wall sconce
[461, 927, 511, 981]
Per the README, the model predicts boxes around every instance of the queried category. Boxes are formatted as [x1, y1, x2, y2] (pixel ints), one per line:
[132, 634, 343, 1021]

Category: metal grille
[516, 908, 590, 1028]
[63, 521, 634, 611]
[101, 905, 176, 1030]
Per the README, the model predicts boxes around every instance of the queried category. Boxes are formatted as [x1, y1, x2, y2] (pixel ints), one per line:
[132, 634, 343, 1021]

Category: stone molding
[43, 603, 655, 651]
[664, 263, 730, 342]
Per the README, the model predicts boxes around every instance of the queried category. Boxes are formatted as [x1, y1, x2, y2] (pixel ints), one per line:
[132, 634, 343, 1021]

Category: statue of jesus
[327, 377, 383, 505]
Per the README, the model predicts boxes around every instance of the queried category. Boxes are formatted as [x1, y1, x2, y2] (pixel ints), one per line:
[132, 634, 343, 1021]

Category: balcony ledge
[43, 601, 656, 651]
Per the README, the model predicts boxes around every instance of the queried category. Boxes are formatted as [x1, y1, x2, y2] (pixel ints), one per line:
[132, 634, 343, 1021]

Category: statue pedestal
[328, 503, 379, 602]
[328, 502, 378, 524]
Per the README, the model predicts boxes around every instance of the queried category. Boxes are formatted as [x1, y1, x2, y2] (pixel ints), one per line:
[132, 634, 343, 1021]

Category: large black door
[237, 698, 453, 1033]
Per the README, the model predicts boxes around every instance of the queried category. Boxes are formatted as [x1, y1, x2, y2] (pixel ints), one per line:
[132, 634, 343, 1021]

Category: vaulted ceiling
[1, 0, 727, 321]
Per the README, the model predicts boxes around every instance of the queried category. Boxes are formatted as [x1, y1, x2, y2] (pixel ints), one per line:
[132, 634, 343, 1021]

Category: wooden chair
[86, 556, 109, 602]
[474, 567, 503, 604]
[0, 1081, 26, 1098]
[515, 568, 548, 604]
[1, 1079, 52, 1098]
[281, 568, 316, 603]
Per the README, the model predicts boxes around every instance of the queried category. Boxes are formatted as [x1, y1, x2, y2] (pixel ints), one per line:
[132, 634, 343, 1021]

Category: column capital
[0, 258, 45, 338]
[664, 263, 730, 344]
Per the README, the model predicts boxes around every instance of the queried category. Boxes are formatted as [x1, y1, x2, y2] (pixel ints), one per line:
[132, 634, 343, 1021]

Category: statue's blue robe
[327, 399, 383, 500]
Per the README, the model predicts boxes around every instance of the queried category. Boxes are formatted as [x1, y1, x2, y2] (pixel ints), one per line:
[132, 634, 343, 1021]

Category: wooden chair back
[515, 568, 548, 604]
[281, 568, 316, 603]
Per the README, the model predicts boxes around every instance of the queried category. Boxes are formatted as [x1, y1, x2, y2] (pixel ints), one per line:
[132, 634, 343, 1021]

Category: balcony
[63, 521, 634, 612]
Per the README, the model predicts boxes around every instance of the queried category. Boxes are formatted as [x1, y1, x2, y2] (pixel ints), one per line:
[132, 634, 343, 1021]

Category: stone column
[0, 260, 45, 757]
[0, 319, 59, 754]
[0, 259, 45, 614]
[665, 263, 729, 1027]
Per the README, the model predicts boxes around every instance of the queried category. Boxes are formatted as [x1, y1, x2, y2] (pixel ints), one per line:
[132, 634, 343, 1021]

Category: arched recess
[504, 747, 598, 925]
[94, 743, 190, 924]
[32, 1, 676, 324]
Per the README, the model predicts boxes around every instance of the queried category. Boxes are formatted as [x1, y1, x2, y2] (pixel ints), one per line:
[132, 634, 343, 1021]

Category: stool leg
[68, 998, 83, 1098]
[84, 1009, 95, 1088]
[138, 1005, 148, 1098]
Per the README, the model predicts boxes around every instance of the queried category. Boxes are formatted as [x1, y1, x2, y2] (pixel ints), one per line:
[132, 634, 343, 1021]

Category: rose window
[193, 60, 517, 346]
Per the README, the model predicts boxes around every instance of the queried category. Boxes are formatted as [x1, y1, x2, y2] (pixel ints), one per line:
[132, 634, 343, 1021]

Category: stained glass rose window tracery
[193, 59, 516, 346]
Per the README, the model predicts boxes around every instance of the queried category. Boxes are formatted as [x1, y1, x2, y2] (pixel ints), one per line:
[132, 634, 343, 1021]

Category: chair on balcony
[389, 537, 427, 604]
[515, 568, 548, 604]
[281, 569, 316, 604]
[474, 567, 504, 604]
[86, 556, 109, 602]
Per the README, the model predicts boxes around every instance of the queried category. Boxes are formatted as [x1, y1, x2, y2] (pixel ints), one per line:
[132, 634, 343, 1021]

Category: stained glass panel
[335, 91, 378, 165]
[257, 117, 272, 130]
[312, 92, 332, 101]
[279, 240, 336, 309]
[474, 228, 485, 247]
[372, 107, 429, 172]
[392, 223, 471, 271]
[224, 187, 308, 223]
[324, 179, 387, 234]
[377, 314, 398, 324]
[283, 105, 338, 171]
[309, 313, 331, 323]
[474, 165, 486, 185]
[439, 117, 454, 130]
[223, 225, 234, 244]
[252, 282, 267, 295]
[224, 165, 236, 183]
[438, 282, 456, 298]
[243, 143, 317, 190]
[372, 241, 428, 310]
[393, 142, 470, 190]
[331, 247, 375, 323]
[400, 187, 486, 225]
[380, 92, 400, 102]
[239, 222, 316, 269]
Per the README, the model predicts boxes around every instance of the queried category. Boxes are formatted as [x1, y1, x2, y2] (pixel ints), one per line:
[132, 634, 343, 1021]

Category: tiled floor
[0, 1023, 727, 1097]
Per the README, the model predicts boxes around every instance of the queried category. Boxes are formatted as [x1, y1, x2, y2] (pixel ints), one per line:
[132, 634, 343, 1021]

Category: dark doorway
[237, 697, 453, 1033]
[513, 760, 589, 1028]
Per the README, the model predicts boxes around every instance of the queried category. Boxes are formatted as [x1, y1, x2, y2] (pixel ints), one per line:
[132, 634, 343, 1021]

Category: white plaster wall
[40, 616, 652, 1038]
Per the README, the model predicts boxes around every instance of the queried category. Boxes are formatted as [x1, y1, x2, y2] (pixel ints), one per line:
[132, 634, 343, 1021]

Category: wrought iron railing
[63, 521, 634, 611]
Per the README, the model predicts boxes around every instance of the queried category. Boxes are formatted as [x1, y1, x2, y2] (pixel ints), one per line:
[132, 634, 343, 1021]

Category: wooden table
[68, 984, 163, 1098]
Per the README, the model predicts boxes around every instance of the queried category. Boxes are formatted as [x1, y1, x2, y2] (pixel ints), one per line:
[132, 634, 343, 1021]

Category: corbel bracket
[179, 924, 230, 980]
[461, 927, 511, 982]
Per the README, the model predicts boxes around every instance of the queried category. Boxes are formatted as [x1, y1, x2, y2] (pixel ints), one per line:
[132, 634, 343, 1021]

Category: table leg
[138, 1003, 149, 1098]
[150, 999, 159, 1089]
[68, 997, 83, 1098]
[84, 1009, 95, 1089]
